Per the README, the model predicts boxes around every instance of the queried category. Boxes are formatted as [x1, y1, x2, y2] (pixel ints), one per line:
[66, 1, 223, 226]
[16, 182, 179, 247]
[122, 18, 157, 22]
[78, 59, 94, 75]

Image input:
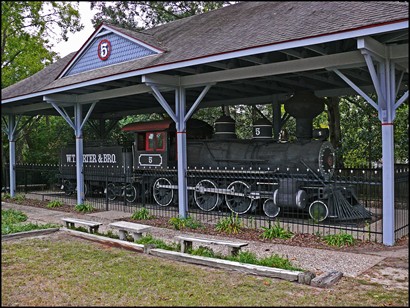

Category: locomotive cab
[121, 118, 213, 169]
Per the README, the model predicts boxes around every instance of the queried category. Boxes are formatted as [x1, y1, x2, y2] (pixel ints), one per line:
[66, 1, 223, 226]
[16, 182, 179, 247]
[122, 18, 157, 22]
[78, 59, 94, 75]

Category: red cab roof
[121, 119, 173, 132]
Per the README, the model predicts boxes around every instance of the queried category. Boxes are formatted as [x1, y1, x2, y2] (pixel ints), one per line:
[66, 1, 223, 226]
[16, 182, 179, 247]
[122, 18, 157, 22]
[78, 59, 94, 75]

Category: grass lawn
[1, 233, 408, 307]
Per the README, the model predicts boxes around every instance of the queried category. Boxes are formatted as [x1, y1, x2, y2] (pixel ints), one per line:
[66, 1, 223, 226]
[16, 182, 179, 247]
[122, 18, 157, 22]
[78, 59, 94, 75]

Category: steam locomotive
[59, 93, 372, 222]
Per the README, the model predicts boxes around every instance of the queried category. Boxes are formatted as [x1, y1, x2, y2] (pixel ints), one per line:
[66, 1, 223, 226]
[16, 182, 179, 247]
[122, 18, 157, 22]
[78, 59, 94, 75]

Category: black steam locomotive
[59, 94, 372, 222]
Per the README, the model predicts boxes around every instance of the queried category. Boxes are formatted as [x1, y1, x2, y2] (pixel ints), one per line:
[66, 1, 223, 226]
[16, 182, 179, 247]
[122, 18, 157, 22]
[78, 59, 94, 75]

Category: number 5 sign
[98, 39, 111, 61]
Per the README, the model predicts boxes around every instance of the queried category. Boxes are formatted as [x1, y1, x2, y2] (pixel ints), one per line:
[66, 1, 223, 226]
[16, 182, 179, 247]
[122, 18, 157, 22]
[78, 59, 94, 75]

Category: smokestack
[284, 91, 325, 142]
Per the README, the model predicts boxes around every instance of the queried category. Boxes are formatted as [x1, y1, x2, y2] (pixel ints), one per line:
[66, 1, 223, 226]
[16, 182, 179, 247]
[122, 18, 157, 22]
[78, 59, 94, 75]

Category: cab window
[146, 132, 165, 151]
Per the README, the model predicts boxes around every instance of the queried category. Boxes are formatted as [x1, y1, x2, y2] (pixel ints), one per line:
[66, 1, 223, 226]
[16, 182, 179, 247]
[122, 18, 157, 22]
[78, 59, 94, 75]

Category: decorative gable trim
[58, 24, 164, 79]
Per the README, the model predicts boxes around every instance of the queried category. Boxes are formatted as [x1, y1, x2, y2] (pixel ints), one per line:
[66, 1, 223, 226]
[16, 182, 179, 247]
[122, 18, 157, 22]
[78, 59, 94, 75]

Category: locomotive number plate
[138, 154, 163, 167]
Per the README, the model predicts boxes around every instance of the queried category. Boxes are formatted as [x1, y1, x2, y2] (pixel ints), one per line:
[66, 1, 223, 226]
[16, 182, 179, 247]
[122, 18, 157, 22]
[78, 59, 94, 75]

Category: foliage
[1, 208, 58, 235]
[131, 207, 154, 220]
[225, 251, 302, 271]
[323, 232, 356, 247]
[46, 200, 63, 208]
[2, 192, 12, 199]
[2, 209, 28, 225]
[260, 220, 293, 240]
[90, 1, 233, 29]
[135, 234, 179, 250]
[338, 96, 408, 167]
[74, 203, 95, 213]
[168, 216, 203, 230]
[215, 213, 243, 234]
[190, 246, 217, 258]
[1, 1, 83, 88]
[11, 194, 26, 202]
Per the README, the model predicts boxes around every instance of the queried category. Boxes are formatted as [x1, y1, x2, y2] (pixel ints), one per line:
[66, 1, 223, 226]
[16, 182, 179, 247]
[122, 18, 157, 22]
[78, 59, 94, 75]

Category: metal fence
[3, 163, 408, 242]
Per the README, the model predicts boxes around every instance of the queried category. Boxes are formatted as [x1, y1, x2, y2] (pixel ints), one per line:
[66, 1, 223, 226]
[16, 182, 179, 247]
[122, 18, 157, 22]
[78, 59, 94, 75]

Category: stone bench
[175, 235, 248, 256]
[61, 217, 102, 234]
[109, 221, 152, 241]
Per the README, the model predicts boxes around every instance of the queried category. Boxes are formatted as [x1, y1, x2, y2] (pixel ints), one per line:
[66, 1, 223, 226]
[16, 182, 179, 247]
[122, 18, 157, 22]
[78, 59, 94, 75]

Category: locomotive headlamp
[318, 141, 336, 180]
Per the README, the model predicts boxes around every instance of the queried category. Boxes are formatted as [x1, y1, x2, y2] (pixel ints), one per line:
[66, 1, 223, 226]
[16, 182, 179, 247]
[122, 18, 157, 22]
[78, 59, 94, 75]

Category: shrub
[131, 207, 154, 220]
[215, 213, 243, 234]
[323, 232, 355, 247]
[168, 216, 202, 230]
[260, 220, 293, 240]
[47, 200, 63, 208]
[74, 203, 94, 213]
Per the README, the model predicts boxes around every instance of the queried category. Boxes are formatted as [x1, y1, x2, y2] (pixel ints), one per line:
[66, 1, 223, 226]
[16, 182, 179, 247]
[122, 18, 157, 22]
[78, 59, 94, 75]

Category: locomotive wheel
[309, 200, 329, 222]
[263, 198, 280, 218]
[62, 180, 73, 196]
[125, 184, 137, 203]
[194, 179, 220, 211]
[153, 178, 174, 207]
[225, 180, 253, 214]
[106, 183, 117, 201]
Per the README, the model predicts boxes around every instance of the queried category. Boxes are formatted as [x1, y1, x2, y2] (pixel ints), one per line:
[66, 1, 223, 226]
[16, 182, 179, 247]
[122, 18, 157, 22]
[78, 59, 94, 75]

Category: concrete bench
[175, 235, 248, 256]
[109, 221, 152, 241]
[61, 217, 102, 234]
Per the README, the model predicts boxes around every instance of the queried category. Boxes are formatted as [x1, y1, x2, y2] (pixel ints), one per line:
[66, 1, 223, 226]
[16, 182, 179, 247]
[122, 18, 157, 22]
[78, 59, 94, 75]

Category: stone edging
[2, 228, 60, 241]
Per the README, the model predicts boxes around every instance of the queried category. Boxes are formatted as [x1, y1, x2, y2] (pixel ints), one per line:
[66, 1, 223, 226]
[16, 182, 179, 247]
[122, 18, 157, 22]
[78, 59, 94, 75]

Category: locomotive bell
[252, 118, 272, 139]
[284, 91, 325, 142]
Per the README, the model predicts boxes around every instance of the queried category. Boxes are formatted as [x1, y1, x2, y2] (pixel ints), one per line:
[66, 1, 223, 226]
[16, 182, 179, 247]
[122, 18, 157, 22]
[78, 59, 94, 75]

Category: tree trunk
[326, 97, 343, 167]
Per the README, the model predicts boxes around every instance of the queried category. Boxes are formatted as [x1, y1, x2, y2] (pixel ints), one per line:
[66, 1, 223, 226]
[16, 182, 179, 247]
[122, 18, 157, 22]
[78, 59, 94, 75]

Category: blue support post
[176, 87, 188, 217]
[74, 103, 85, 205]
[8, 115, 16, 197]
[146, 81, 212, 219]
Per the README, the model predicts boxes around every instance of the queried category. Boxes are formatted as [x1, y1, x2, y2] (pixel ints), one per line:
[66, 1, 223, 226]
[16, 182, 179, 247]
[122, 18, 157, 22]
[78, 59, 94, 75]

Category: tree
[2, 1, 83, 172]
[1, 1, 83, 88]
[90, 1, 234, 29]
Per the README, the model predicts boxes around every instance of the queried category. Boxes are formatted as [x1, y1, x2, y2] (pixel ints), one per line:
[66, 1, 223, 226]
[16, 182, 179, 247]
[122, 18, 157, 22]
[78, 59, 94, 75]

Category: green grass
[2, 237, 408, 306]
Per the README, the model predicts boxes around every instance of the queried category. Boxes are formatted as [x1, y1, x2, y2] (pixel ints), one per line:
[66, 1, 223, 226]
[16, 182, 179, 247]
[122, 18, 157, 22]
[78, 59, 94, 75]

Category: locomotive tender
[59, 94, 372, 222]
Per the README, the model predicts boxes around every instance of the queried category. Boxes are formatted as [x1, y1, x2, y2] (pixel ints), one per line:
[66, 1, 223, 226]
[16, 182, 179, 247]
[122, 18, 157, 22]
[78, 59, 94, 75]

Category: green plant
[12, 194, 26, 202]
[168, 216, 203, 230]
[74, 203, 95, 213]
[46, 200, 63, 208]
[136, 234, 179, 251]
[260, 220, 293, 240]
[131, 207, 154, 220]
[323, 232, 356, 247]
[2, 209, 28, 225]
[2, 208, 58, 235]
[190, 246, 218, 258]
[1, 192, 11, 199]
[215, 213, 243, 234]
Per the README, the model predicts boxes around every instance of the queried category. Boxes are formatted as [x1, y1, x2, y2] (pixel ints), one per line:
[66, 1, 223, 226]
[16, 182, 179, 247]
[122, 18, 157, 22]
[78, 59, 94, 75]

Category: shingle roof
[2, 1, 408, 101]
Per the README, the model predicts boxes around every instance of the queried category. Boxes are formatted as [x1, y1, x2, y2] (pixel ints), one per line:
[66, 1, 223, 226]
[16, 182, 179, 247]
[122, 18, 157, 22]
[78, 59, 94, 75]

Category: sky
[52, 2, 97, 58]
